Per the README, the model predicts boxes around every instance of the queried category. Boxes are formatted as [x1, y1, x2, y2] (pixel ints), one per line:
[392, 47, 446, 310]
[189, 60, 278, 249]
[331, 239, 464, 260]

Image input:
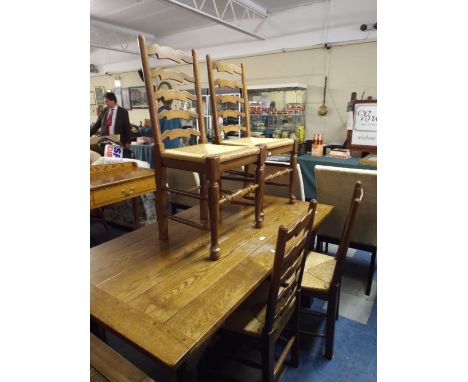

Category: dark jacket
[90, 106, 131, 145]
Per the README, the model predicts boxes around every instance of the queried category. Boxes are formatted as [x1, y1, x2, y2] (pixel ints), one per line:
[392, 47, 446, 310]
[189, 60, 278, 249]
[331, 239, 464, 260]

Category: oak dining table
[91, 196, 333, 380]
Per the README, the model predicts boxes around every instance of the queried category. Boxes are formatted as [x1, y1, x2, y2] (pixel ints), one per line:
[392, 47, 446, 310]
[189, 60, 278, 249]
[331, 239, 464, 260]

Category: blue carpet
[281, 300, 377, 382]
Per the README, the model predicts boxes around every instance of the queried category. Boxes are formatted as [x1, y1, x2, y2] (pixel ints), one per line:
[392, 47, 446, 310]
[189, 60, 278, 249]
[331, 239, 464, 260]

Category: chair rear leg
[206, 157, 221, 260]
[325, 286, 338, 360]
[366, 249, 377, 295]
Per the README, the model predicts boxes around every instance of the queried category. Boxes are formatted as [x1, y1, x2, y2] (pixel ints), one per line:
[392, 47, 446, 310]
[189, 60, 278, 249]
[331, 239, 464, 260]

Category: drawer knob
[121, 187, 135, 196]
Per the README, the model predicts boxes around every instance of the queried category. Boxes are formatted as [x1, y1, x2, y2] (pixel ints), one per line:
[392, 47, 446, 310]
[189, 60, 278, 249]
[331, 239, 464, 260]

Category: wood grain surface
[91, 196, 333, 369]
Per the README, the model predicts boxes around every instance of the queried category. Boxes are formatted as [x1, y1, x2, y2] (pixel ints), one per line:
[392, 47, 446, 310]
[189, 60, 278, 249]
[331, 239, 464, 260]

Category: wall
[90, 41, 376, 143]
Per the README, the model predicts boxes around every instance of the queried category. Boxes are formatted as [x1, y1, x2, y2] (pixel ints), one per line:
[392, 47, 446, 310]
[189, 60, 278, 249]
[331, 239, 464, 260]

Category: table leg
[132, 197, 140, 230]
[176, 339, 213, 382]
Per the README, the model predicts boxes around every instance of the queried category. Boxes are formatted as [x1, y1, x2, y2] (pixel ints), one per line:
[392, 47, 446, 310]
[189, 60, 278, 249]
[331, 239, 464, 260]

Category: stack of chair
[206, 55, 299, 205]
[138, 35, 268, 260]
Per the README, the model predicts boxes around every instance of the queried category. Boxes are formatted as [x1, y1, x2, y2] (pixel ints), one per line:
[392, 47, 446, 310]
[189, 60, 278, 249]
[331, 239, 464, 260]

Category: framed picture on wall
[94, 86, 106, 104]
[129, 86, 149, 109]
[122, 88, 131, 110]
[90, 91, 96, 105]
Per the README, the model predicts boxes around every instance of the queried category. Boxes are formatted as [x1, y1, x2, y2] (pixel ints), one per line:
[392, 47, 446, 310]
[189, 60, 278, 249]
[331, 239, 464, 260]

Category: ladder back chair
[315, 165, 377, 295]
[301, 181, 364, 360]
[221, 200, 318, 382]
[206, 55, 299, 205]
[138, 35, 267, 260]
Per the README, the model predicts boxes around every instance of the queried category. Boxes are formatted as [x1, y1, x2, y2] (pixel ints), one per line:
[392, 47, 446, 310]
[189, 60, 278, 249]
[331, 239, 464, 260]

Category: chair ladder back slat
[218, 110, 245, 119]
[158, 109, 198, 120]
[215, 95, 245, 104]
[264, 200, 318, 332]
[155, 89, 197, 103]
[274, 282, 299, 322]
[151, 68, 195, 83]
[222, 125, 247, 134]
[332, 182, 364, 285]
[280, 242, 306, 285]
[161, 128, 201, 142]
[213, 60, 243, 75]
[214, 78, 243, 89]
[147, 43, 193, 64]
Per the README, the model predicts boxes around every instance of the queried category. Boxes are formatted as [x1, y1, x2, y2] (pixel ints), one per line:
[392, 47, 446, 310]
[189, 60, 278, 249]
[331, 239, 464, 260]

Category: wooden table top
[90, 162, 155, 191]
[91, 196, 333, 370]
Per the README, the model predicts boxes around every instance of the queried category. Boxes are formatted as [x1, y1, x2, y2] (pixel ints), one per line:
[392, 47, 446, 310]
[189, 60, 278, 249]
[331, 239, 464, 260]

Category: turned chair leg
[288, 140, 298, 204]
[206, 157, 221, 260]
[254, 145, 266, 228]
[325, 286, 338, 360]
[366, 249, 377, 295]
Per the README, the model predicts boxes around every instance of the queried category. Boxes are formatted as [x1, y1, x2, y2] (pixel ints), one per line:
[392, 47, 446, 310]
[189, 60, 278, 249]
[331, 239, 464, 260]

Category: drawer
[92, 177, 156, 207]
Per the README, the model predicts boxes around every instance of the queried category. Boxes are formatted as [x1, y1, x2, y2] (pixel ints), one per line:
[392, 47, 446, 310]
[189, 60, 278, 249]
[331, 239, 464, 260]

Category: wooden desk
[91, 196, 333, 372]
[90, 162, 156, 229]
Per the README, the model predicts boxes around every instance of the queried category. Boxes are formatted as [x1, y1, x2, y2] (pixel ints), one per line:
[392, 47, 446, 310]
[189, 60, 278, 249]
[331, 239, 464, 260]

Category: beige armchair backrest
[316, 165, 376, 247]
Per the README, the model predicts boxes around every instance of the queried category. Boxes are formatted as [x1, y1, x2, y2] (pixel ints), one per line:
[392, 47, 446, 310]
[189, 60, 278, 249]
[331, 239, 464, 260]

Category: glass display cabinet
[246, 84, 307, 143]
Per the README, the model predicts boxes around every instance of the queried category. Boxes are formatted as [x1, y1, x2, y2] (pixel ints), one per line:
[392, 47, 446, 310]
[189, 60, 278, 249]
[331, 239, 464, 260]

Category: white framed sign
[347, 100, 377, 152]
[352, 103, 377, 146]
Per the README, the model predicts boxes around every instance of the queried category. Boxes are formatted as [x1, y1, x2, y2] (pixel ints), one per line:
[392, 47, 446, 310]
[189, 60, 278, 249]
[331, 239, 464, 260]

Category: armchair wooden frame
[220, 200, 318, 382]
[301, 182, 364, 360]
[206, 55, 299, 205]
[138, 35, 267, 260]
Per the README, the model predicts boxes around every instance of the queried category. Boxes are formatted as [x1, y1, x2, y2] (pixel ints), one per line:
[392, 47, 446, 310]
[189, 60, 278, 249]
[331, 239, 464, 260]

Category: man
[139, 99, 182, 149]
[90, 92, 131, 148]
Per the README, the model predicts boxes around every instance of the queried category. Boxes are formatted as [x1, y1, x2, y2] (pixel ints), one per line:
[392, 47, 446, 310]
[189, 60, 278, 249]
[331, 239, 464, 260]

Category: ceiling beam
[159, 0, 267, 40]
[90, 17, 156, 40]
[90, 44, 140, 56]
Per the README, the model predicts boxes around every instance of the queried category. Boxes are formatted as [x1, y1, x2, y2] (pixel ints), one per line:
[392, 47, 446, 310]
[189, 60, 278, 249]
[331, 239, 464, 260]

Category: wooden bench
[91, 334, 155, 382]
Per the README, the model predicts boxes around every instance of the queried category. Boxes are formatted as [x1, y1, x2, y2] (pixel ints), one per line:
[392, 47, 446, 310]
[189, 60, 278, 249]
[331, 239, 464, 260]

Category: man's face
[104, 97, 116, 108]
